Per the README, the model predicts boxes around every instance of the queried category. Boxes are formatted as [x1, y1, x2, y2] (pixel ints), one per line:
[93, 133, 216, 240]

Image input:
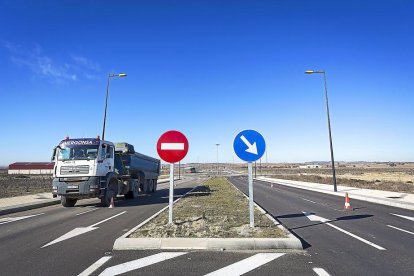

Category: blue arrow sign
[233, 129, 266, 162]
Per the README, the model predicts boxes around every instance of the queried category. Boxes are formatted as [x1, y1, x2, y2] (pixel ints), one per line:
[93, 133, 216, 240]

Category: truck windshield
[58, 145, 99, 161]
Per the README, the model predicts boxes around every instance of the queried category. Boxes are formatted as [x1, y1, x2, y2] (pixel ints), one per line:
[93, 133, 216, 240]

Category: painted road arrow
[41, 211, 126, 248]
[302, 212, 386, 250]
[240, 135, 258, 155]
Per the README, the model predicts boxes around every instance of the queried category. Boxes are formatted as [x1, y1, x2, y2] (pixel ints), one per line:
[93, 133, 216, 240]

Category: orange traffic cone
[109, 197, 114, 208]
[344, 193, 352, 210]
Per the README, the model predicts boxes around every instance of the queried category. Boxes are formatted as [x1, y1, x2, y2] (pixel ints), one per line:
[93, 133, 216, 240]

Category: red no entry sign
[157, 130, 189, 163]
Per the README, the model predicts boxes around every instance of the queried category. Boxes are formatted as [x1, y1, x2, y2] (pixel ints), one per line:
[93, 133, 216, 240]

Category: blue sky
[0, 0, 413, 165]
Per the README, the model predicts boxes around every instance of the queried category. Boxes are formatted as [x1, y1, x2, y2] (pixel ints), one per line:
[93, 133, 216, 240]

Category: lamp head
[305, 70, 325, 74]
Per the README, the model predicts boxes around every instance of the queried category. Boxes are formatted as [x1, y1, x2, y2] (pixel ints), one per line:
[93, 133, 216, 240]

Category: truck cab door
[97, 144, 114, 176]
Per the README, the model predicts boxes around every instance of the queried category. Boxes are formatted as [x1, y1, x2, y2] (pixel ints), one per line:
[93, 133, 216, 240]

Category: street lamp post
[305, 70, 338, 192]
[215, 144, 220, 175]
[102, 73, 127, 140]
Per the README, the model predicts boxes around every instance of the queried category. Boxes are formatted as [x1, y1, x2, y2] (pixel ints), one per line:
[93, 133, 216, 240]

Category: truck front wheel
[61, 196, 77, 207]
[101, 180, 117, 207]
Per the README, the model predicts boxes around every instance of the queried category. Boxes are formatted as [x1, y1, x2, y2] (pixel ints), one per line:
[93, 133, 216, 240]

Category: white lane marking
[90, 211, 127, 227]
[204, 253, 285, 276]
[387, 225, 414, 235]
[301, 198, 317, 204]
[42, 211, 127, 248]
[99, 252, 187, 276]
[302, 212, 330, 223]
[78, 256, 112, 276]
[313, 267, 331, 276]
[390, 213, 414, 222]
[161, 143, 184, 150]
[303, 212, 386, 251]
[76, 208, 98, 216]
[326, 223, 386, 250]
[0, 213, 45, 225]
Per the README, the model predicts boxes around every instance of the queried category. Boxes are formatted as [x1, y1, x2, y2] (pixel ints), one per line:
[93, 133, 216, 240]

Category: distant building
[8, 162, 54, 175]
[299, 164, 321, 169]
[184, 167, 197, 173]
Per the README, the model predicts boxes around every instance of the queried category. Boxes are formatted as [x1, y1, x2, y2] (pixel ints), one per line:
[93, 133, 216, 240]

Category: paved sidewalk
[0, 193, 61, 216]
[257, 176, 414, 211]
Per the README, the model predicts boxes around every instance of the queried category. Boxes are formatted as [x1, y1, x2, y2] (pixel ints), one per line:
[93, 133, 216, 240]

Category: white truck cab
[52, 137, 160, 207]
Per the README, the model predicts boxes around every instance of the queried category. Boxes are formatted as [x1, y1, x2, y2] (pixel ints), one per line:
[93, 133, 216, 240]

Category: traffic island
[113, 177, 302, 250]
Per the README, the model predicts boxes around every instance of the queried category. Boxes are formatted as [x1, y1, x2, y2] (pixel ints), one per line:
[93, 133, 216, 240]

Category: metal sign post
[169, 163, 174, 224]
[233, 129, 266, 228]
[156, 130, 189, 225]
[247, 162, 254, 227]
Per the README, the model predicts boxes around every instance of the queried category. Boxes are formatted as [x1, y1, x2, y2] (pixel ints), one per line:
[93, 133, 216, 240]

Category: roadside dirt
[129, 177, 287, 238]
[0, 175, 52, 198]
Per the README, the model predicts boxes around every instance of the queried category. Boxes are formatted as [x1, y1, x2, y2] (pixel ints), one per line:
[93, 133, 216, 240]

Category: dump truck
[51, 137, 160, 207]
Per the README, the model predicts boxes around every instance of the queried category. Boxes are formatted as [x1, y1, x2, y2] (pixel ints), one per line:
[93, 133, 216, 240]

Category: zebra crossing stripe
[98, 252, 188, 276]
[313, 267, 331, 276]
[78, 256, 112, 276]
[204, 253, 285, 276]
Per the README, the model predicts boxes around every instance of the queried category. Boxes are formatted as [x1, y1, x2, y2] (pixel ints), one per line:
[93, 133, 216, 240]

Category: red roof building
[8, 162, 55, 174]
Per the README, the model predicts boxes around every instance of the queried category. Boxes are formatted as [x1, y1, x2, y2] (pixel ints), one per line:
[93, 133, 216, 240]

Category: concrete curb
[113, 180, 303, 251]
[0, 199, 61, 216]
[257, 177, 414, 211]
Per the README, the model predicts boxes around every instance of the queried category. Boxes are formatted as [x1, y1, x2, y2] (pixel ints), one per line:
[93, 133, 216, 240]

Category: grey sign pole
[248, 162, 254, 228]
[169, 163, 174, 224]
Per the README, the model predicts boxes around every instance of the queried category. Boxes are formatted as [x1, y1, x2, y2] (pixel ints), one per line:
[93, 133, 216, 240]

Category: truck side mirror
[51, 147, 57, 161]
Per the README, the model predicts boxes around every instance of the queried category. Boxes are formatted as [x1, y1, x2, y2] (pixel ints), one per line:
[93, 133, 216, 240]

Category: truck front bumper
[52, 177, 102, 198]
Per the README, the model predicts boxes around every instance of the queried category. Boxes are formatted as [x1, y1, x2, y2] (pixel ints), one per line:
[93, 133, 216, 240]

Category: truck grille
[60, 165, 89, 175]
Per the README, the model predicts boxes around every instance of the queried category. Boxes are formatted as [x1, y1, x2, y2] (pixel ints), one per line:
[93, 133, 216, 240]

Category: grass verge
[129, 177, 287, 239]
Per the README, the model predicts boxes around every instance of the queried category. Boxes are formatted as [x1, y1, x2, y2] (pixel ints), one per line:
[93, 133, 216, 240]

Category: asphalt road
[228, 176, 414, 276]
[2, 175, 413, 276]
[0, 176, 200, 276]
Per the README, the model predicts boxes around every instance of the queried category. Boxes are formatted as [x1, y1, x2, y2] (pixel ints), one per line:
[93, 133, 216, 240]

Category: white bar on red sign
[161, 143, 185, 150]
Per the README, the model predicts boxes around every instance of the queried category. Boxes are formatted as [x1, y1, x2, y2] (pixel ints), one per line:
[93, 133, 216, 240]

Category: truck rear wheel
[152, 179, 157, 193]
[148, 180, 154, 193]
[61, 196, 77, 207]
[142, 179, 150, 194]
[125, 180, 139, 199]
[132, 181, 139, 198]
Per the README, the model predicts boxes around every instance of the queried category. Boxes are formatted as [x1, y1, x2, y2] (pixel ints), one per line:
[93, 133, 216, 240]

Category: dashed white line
[204, 253, 285, 276]
[0, 213, 45, 225]
[303, 212, 386, 251]
[301, 198, 317, 204]
[99, 252, 187, 276]
[78, 256, 112, 276]
[387, 225, 414, 235]
[90, 211, 127, 227]
[326, 222, 386, 250]
[76, 208, 98, 216]
[390, 213, 414, 222]
[313, 267, 331, 276]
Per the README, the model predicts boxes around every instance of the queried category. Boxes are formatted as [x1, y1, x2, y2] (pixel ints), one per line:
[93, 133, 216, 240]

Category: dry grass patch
[130, 177, 287, 239]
